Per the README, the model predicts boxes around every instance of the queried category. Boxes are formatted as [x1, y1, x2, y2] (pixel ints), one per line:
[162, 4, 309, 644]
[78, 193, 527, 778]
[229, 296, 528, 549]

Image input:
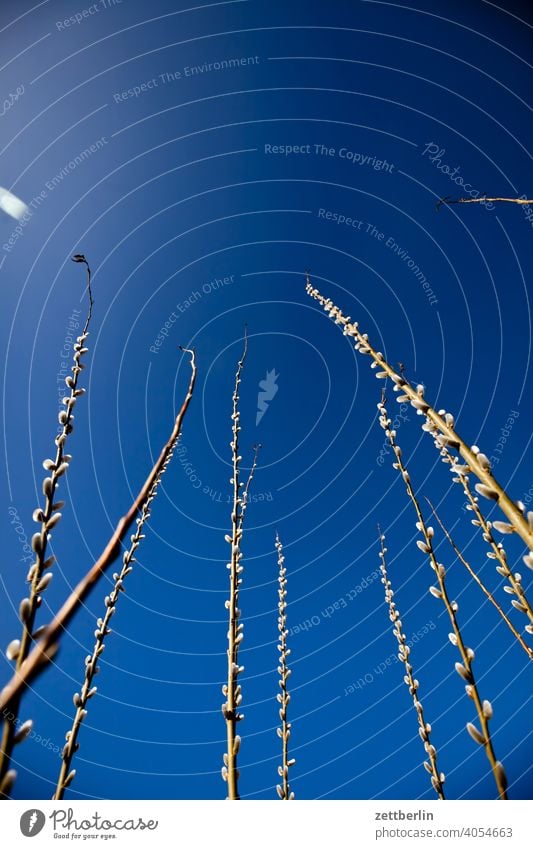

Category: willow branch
[378, 528, 445, 798]
[222, 332, 248, 801]
[377, 394, 508, 800]
[53, 348, 189, 799]
[429, 441, 533, 631]
[0, 255, 93, 796]
[275, 534, 295, 800]
[0, 349, 197, 717]
[305, 278, 533, 559]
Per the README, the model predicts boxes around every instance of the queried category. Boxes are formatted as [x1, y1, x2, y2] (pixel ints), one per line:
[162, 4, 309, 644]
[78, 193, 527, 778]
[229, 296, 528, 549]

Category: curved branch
[0, 349, 197, 716]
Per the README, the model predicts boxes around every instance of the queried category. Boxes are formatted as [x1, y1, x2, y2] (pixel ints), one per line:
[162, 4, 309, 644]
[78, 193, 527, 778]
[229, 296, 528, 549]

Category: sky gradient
[0, 0, 532, 801]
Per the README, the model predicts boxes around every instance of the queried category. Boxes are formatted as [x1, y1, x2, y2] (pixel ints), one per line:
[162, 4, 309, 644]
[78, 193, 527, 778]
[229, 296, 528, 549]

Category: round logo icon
[20, 809, 46, 837]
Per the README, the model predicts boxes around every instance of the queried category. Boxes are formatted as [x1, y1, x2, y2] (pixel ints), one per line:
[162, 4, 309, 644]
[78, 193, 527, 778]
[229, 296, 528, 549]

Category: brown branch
[53, 372, 187, 799]
[0, 349, 197, 716]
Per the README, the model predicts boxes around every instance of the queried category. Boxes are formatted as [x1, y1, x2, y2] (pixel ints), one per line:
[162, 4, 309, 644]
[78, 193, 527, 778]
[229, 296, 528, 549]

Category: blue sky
[0, 0, 532, 800]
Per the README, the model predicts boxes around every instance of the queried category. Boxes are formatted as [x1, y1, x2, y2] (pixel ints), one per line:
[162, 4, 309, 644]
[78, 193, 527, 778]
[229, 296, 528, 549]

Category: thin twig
[426, 499, 532, 661]
[0, 256, 93, 797]
[437, 196, 533, 211]
[275, 533, 295, 800]
[430, 441, 533, 631]
[377, 393, 508, 800]
[0, 349, 197, 718]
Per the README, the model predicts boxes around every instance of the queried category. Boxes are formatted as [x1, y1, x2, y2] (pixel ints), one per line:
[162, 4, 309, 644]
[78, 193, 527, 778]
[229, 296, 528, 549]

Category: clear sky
[0, 0, 532, 801]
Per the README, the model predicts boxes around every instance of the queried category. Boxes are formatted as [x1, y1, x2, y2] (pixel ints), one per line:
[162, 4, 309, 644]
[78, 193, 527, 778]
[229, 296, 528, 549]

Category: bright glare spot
[0, 186, 28, 220]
